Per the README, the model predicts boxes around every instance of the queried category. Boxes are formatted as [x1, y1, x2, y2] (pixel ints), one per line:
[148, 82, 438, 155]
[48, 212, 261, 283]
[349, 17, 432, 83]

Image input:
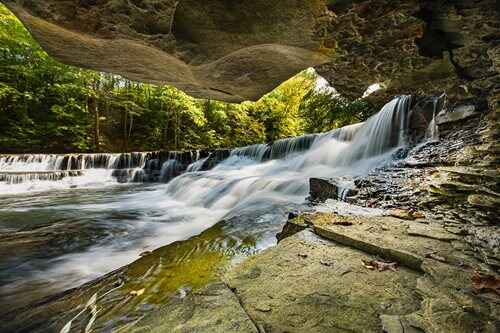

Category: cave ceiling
[3, 0, 499, 103]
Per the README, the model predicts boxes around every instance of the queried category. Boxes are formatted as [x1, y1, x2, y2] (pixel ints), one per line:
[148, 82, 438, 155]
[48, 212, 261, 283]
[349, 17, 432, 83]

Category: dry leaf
[130, 288, 145, 296]
[425, 252, 446, 262]
[362, 260, 398, 272]
[320, 259, 334, 267]
[332, 220, 353, 226]
[472, 272, 500, 295]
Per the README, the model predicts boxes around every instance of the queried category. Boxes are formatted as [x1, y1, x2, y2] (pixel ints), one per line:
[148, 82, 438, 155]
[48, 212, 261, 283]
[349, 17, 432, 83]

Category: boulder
[309, 177, 358, 202]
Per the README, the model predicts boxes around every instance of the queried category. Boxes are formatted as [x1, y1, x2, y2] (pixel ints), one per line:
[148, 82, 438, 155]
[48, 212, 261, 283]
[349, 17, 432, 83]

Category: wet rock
[276, 217, 308, 242]
[132, 282, 259, 332]
[435, 105, 479, 125]
[309, 177, 358, 202]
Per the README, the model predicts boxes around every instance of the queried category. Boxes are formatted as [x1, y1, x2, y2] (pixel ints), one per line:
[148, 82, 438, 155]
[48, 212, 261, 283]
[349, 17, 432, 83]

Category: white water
[0, 96, 421, 297]
[186, 156, 209, 172]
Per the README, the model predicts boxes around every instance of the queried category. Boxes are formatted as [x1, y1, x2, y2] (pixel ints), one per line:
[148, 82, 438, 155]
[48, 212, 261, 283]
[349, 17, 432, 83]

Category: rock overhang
[3, 0, 499, 103]
[3, 0, 332, 102]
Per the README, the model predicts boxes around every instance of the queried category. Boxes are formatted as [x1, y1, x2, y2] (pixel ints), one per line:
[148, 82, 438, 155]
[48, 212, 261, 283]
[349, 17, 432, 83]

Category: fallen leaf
[362, 260, 398, 272]
[425, 252, 446, 262]
[320, 259, 334, 267]
[388, 209, 414, 220]
[472, 272, 500, 295]
[411, 211, 425, 219]
[255, 303, 272, 312]
[130, 288, 145, 296]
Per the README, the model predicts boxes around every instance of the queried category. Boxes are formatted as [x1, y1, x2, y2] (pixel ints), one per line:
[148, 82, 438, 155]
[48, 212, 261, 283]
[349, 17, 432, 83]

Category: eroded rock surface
[4, 1, 498, 102]
[2, 0, 330, 102]
[261, 212, 499, 332]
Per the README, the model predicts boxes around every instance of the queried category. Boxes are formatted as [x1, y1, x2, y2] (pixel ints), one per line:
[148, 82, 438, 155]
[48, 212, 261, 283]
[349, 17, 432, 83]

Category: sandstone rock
[286, 212, 481, 271]
[226, 230, 423, 332]
[226, 229, 499, 332]
[407, 223, 459, 241]
[467, 194, 500, 210]
[3, 0, 330, 102]
[380, 315, 422, 333]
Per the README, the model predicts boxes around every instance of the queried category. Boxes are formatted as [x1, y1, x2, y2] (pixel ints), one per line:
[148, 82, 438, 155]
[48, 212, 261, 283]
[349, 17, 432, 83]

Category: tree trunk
[89, 96, 100, 152]
[174, 107, 179, 150]
[123, 110, 128, 152]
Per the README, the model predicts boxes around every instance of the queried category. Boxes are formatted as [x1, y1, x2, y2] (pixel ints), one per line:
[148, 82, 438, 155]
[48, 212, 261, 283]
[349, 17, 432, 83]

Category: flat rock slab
[407, 223, 459, 241]
[295, 213, 472, 270]
[226, 230, 422, 332]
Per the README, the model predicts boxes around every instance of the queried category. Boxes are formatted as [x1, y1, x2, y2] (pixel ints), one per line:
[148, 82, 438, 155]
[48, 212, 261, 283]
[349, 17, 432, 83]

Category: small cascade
[0, 171, 83, 184]
[268, 134, 318, 160]
[424, 94, 446, 142]
[230, 134, 318, 162]
[160, 160, 179, 182]
[231, 144, 269, 161]
[0, 155, 59, 171]
[187, 156, 209, 172]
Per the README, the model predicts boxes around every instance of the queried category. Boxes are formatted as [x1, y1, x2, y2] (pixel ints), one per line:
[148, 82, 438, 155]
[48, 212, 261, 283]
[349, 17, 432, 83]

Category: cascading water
[0, 96, 443, 311]
[186, 156, 209, 172]
[165, 96, 420, 218]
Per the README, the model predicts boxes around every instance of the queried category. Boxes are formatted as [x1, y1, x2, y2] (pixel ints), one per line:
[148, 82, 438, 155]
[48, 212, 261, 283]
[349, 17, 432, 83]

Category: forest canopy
[0, 4, 373, 153]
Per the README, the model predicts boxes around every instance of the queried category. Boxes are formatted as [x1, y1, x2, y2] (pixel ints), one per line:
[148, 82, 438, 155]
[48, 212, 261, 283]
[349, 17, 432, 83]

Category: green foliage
[299, 90, 373, 133]
[0, 4, 377, 153]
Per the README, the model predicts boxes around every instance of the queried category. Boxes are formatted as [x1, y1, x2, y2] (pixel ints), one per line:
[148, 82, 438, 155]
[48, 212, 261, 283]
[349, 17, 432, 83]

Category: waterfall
[231, 144, 269, 161]
[337, 95, 413, 165]
[0, 95, 442, 195]
[160, 95, 422, 215]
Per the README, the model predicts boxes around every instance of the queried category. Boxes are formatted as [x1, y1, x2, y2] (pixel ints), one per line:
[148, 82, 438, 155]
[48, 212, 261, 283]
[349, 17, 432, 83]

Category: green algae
[3, 220, 261, 332]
